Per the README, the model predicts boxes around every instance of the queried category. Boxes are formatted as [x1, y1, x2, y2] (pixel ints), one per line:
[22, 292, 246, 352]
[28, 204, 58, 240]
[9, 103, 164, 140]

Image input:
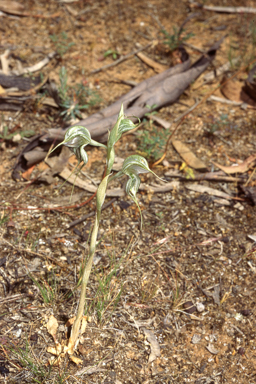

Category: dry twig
[89, 42, 154, 75]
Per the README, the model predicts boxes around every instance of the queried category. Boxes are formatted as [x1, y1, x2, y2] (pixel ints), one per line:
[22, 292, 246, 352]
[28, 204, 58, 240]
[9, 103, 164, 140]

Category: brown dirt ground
[0, 0, 256, 383]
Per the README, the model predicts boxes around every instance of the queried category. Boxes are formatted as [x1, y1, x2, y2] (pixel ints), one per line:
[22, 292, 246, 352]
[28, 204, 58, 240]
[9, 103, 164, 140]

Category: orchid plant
[50, 105, 163, 353]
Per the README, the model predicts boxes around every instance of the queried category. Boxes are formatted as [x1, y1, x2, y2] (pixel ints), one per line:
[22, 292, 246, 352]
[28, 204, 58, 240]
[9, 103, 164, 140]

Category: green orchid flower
[50, 125, 106, 166]
[112, 154, 164, 228]
[49, 125, 107, 198]
[107, 104, 140, 172]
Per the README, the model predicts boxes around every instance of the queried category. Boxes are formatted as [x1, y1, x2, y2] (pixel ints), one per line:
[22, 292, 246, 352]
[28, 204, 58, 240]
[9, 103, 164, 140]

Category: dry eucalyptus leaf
[46, 315, 58, 341]
[172, 140, 207, 171]
[143, 328, 161, 363]
[150, 115, 172, 129]
[59, 167, 125, 197]
[140, 180, 179, 193]
[0, 0, 24, 13]
[70, 355, 83, 365]
[213, 198, 231, 206]
[212, 154, 256, 174]
[206, 344, 219, 355]
[66, 316, 76, 328]
[112, 156, 124, 171]
[221, 77, 256, 106]
[76, 365, 106, 376]
[47, 342, 62, 356]
[45, 145, 71, 175]
[185, 184, 232, 199]
[80, 316, 88, 334]
[136, 52, 168, 73]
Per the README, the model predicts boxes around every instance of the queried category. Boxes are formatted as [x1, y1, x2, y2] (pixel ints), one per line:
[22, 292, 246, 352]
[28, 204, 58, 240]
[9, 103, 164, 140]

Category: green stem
[68, 170, 110, 353]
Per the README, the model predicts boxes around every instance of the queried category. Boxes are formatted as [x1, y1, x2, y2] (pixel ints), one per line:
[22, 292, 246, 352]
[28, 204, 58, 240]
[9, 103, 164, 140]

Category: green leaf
[96, 175, 110, 212]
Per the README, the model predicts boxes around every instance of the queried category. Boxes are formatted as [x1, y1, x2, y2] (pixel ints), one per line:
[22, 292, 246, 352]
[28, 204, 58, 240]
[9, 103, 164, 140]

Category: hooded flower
[118, 155, 164, 228]
[50, 125, 106, 166]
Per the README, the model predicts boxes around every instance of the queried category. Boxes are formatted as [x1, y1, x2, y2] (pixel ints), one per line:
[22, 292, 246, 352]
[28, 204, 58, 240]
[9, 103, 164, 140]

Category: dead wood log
[0, 73, 41, 91]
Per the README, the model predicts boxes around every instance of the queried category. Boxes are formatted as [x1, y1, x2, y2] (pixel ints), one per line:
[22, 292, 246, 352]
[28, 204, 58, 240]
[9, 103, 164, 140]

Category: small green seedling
[145, 104, 158, 128]
[49, 104, 164, 353]
[50, 31, 75, 57]
[161, 26, 194, 52]
[58, 67, 100, 121]
[104, 49, 120, 60]
[136, 116, 170, 162]
[0, 125, 35, 147]
[30, 269, 61, 305]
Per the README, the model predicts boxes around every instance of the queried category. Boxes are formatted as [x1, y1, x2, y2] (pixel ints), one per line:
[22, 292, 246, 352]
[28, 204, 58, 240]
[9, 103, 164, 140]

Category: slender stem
[68, 213, 99, 352]
[68, 170, 110, 353]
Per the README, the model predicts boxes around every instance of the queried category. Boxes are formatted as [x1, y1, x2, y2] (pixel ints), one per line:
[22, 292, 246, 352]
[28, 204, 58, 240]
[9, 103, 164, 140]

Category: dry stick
[1, 189, 97, 214]
[89, 42, 154, 75]
[245, 166, 256, 187]
[153, 61, 256, 167]
[173, 98, 201, 122]
[68, 197, 116, 228]
[198, 5, 256, 14]
[0, 294, 29, 304]
[0, 237, 67, 268]
[1, 10, 61, 18]
[18, 52, 56, 75]
[3, 160, 107, 222]
[208, 95, 242, 106]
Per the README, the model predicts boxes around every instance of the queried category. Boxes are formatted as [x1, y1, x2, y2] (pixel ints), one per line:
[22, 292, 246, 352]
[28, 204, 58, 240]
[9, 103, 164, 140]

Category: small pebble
[183, 301, 197, 314]
[240, 309, 251, 317]
[191, 334, 201, 344]
[238, 347, 245, 356]
[196, 302, 205, 312]
[235, 313, 243, 321]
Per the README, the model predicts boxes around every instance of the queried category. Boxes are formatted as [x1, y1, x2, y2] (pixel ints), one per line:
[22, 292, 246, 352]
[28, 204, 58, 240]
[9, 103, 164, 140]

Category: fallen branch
[208, 95, 243, 106]
[13, 52, 56, 76]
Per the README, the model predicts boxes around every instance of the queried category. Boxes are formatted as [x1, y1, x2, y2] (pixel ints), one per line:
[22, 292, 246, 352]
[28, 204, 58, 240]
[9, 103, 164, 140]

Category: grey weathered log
[0, 74, 41, 91]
